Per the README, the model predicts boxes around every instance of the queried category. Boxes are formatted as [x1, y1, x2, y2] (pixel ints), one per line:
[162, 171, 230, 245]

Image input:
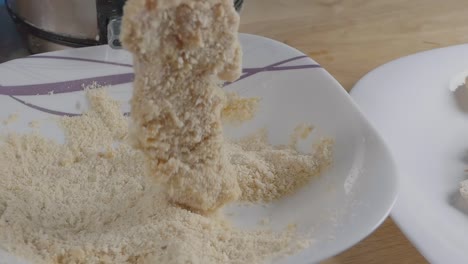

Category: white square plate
[0, 34, 397, 263]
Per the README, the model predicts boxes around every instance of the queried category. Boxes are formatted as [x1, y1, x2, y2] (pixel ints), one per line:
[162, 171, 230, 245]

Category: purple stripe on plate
[4, 55, 321, 116]
[25, 55, 317, 74]
[10, 95, 131, 117]
[0, 73, 134, 96]
[227, 55, 320, 84]
[242, 55, 308, 73]
[262, 65, 322, 71]
[10, 96, 80, 117]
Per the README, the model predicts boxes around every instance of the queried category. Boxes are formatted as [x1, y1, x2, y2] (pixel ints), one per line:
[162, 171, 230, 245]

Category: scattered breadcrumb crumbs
[289, 124, 314, 148]
[228, 128, 333, 202]
[0, 89, 333, 264]
[28, 121, 40, 129]
[2, 113, 18, 125]
[259, 217, 271, 226]
[222, 92, 260, 123]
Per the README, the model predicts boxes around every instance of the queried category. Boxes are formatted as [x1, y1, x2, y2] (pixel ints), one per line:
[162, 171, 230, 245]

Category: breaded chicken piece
[121, 0, 242, 212]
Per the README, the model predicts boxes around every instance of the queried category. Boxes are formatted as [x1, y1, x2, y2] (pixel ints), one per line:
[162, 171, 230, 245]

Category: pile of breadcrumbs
[0, 89, 333, 264]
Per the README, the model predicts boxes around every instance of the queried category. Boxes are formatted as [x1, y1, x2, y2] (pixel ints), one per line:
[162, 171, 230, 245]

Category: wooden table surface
[239, 0, 468, 263]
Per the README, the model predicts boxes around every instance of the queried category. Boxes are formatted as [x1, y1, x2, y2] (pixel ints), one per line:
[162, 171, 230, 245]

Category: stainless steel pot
[6, 0, 126, 53]
[6, 0, 244, 54]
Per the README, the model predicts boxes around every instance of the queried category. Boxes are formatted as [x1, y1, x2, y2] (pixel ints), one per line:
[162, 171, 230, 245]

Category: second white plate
[351, 44, 468, 264]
